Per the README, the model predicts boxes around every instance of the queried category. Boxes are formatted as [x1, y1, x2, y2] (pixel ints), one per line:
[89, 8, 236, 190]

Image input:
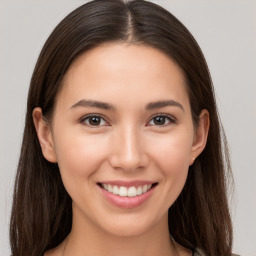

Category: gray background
[0, 0, 255, 255]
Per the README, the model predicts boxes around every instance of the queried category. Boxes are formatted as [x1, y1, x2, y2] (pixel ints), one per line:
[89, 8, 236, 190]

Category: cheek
[52, 127, 108, 187]
[147, 131, 193, 202]
[157, 140, 191, 186]
[148, 129, 193, 172]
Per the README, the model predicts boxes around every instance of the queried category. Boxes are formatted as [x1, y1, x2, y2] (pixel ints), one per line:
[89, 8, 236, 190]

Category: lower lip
[99, 185, 156, 209]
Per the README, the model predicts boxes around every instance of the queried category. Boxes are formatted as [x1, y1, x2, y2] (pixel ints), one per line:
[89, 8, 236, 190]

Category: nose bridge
[109, 124, 147, 171]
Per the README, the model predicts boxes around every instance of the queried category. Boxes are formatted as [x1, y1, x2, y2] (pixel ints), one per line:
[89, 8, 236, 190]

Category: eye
[81, 115, 108, 127]
[147, 114, 175, 126]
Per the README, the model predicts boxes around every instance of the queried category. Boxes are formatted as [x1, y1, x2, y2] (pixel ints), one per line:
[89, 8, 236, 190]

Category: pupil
[154, 116, 165, 125]
[89, 117, 100, 125]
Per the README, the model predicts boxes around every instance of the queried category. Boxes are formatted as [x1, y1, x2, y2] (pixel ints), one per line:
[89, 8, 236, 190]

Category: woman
[10, 0, 235, 255]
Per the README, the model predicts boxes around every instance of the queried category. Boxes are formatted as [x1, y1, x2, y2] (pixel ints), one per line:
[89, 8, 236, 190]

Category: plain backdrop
[0, 1, 255, 255]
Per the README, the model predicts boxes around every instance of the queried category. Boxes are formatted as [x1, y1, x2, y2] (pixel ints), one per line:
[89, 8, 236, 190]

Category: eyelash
[147, 114, 176, 127]
[80, 114, 108, 127]
[80, 114, 176, 127]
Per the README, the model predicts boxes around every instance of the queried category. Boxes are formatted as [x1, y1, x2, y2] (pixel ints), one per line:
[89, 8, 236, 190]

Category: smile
[101, 183, 153, 197]
[97, 181, 158, 208]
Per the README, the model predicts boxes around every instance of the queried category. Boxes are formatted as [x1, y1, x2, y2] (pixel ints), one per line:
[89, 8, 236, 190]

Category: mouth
[97, 181, 158, 208]
[97, 182, 158, 197]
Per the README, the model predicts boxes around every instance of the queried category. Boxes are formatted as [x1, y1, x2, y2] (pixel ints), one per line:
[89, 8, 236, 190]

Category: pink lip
[98, 182, 157, 209]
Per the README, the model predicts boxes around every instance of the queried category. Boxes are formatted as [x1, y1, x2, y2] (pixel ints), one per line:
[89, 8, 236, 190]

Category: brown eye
[81, 115, 108, 126]
[88, 116, 101, 126]
[153, 116, 166, 125]
[148, 114, 175, 126]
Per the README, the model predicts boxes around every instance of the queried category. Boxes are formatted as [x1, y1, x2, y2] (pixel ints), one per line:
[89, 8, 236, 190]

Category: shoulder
[194, 248, 241, 256]
[44, 249, 61, 256]
[194, 248, 205, 256]
[44, 244, 64, 256]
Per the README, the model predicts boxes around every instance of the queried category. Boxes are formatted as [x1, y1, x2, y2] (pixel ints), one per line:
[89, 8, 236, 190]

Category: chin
[104, 223, 152, 238]
[97, 212, 163, 238]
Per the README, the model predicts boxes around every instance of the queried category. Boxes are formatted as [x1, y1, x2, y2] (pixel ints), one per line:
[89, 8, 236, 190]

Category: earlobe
[190, 109, 210, 165]
[32, 107, 57, 163]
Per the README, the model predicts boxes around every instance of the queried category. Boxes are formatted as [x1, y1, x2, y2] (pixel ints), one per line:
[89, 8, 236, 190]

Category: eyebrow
[70, 99, 184, 112]
[146, 100, 184, 111]
[70, 99, 115, 110]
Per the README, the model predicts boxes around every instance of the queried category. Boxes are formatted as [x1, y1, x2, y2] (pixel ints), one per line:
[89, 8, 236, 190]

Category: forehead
[56, 43, 189, 110]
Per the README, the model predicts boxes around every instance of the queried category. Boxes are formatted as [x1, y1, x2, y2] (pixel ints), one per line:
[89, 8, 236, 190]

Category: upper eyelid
[148, 113, 176, 122]
[79, 114, 109, 124]
[80, 113, 105, 119]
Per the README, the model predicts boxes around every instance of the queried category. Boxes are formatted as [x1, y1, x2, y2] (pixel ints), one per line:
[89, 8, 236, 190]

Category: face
[34, 43, 208, 237]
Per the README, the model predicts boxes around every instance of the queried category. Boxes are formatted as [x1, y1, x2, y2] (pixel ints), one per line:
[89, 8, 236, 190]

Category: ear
[32, 107, 57, 163]
[190, 109, 210, 165]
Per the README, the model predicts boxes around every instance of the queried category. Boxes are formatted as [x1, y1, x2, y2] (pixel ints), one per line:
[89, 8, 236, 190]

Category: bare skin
[45, 234, 192, 256]
[35, 43, 209, 256]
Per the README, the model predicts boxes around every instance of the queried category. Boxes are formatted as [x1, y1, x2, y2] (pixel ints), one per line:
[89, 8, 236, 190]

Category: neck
[63, 205, 177, 256]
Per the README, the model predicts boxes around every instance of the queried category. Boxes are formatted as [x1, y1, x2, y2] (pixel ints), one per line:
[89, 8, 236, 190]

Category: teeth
[107, 184, 113, 193]
[142, 185, 148, 193]
[136, 186, 142, 195]
[119, 186, 128, 197]
[128, 186, 137, 197]
[113, 185, 119, 195]
[101, 183, 154, 197]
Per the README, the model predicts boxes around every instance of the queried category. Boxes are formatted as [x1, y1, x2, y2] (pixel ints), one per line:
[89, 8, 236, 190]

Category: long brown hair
[10, 0, 233, 255]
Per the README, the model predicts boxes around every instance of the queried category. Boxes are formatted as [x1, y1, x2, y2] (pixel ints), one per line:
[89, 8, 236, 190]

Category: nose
[109, 126, 148, 172]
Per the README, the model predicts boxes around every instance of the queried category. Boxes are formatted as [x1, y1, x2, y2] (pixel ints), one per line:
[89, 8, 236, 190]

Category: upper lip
[97, 180, 158, 187]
